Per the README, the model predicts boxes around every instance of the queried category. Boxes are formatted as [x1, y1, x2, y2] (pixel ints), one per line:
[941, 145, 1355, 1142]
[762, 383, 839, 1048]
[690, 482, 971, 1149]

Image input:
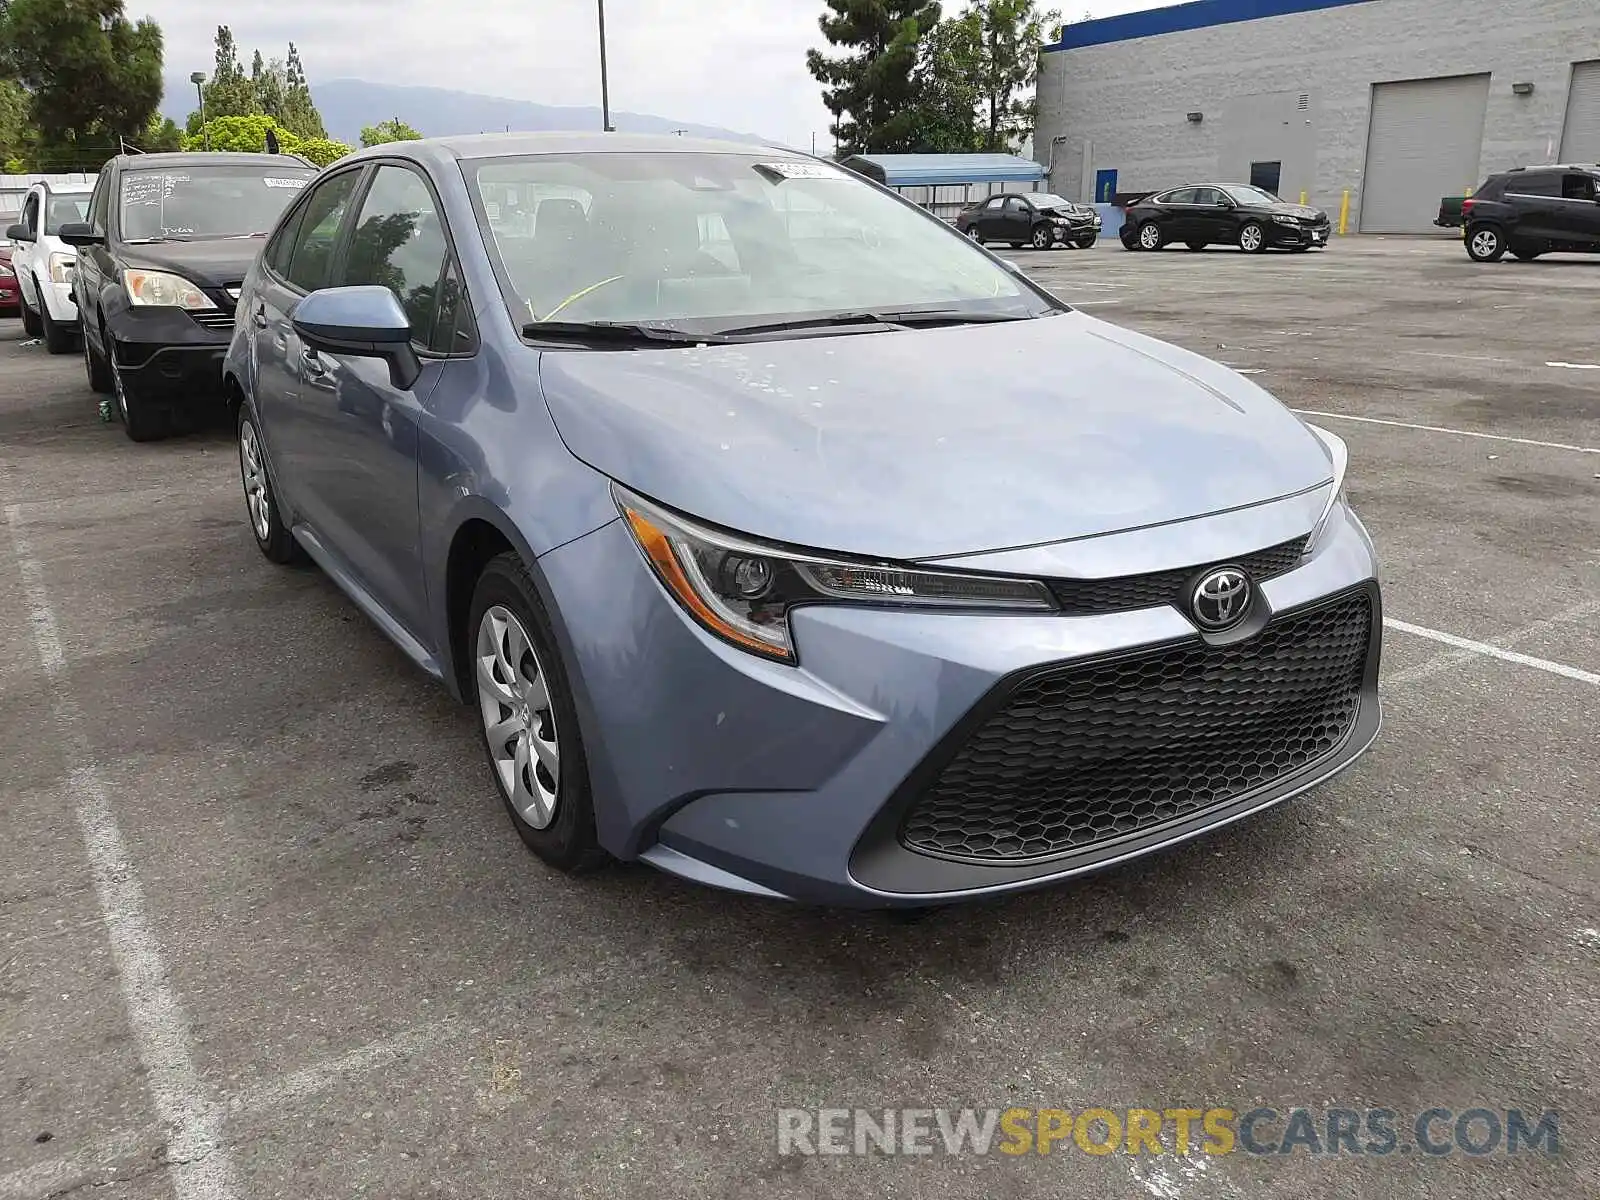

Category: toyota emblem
[1191, 568, 1251, 630]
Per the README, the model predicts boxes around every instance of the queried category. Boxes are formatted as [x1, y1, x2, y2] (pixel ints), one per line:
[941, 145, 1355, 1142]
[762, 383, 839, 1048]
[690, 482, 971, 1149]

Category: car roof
[110, 151, 316, 170]
[345, 131, 793, 169]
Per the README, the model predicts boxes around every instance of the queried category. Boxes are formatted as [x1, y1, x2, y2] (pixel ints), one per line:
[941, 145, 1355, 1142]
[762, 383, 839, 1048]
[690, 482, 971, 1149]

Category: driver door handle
[251, 303, 268, 329]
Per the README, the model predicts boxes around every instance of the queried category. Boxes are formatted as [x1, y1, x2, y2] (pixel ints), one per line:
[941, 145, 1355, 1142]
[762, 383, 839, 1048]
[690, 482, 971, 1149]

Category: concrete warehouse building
[1034, 0, 1600, 232]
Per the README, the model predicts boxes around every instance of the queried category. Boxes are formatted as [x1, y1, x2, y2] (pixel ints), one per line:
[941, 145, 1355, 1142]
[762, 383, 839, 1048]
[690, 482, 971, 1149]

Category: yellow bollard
[1338, 189, 1350, 235]
[1299, 190, 1307, 206]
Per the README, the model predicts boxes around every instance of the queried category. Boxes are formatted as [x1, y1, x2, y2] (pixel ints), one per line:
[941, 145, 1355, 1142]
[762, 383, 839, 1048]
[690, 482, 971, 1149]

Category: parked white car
[6, 182, 93, 353]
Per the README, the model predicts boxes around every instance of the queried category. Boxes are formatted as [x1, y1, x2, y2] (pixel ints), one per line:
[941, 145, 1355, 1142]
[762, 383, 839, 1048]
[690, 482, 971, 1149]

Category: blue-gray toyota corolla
[224, 133, 1381, 907]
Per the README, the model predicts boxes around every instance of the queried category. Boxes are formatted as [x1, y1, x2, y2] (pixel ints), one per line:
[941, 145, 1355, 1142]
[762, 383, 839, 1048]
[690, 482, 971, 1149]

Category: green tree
[4, 0, 166, 170]
[280, 42, 326, 139]
[359, 117, 421, 148]
[0, 78, 33, 169]
[966, 0, 1058, 151]
[909, 14, 982, 152]
[185, 113, 296, 154]
[141, 113, 183, 152]
[252, 50, 286, 123]
[295, 137, 350, 167]
[203, 24, 256, 118]
[807, 0, 942, 156]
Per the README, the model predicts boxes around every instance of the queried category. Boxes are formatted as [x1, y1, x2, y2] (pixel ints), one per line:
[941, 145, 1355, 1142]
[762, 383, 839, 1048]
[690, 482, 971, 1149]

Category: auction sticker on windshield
[756, 161, 845, 181]
[264, 177, 310, 189]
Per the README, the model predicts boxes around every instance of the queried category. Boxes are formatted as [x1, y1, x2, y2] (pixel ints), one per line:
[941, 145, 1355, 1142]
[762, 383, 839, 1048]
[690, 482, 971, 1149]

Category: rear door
[1158, 188, 1199, 240]
[1500, 171, 1562, 241]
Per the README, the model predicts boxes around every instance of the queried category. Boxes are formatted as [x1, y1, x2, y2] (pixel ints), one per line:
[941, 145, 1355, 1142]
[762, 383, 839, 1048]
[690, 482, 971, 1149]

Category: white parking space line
[1293, 409, 1600, 455]
[1386, 599, 1600, 687]
[1384, 617, 1600, 687]
[1547, 361, 1600, 370]
[3, 501, 243, 1200]
[0, 1022, 460, 1200]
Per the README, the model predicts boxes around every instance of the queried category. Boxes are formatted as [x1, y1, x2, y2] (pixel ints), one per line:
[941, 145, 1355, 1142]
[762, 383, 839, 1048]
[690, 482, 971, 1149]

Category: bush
[295, 138, 353, 167]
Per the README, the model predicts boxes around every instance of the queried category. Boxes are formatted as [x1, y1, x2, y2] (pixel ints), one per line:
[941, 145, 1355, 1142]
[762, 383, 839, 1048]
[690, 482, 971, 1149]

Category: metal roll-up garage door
[1359, 74, 1491, 233]
[1560, 61, 1600, 163]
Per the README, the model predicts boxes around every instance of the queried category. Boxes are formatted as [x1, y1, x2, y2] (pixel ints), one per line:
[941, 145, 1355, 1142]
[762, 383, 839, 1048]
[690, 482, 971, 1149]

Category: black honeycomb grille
[900, 590, 1372, 863]
[1047, 538, 1306, 615]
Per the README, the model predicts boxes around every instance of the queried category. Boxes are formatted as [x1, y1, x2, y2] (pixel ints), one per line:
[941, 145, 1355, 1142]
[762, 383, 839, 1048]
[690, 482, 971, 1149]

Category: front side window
[467, 152, 1043, 327]
[1223, 185, 1283, 206]
[338, 165, 450, 344]
[1561, 173, 1597, 202]
[22, 193, 40, 235]
[284, 170, 361, 293]
[88, 172, 112, 231]
[1161, 188, 1197, 205]
[118, 163, 315, 243]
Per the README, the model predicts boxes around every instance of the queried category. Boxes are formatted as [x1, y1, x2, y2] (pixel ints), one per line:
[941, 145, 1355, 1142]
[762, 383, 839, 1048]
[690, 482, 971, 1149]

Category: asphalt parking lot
[2, 234, 1596, 1199]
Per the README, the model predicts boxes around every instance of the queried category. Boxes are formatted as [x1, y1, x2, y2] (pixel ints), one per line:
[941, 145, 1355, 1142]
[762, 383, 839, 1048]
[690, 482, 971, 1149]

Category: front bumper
[106, 304, 235, 401]
[39, 278, 78, 325]
[539, 498, 1382, 907]
[1268, 221, 1331, 248]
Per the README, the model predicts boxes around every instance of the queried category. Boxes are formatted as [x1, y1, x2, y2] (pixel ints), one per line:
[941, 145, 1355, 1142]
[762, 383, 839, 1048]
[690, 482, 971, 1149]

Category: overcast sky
[139, 0, 1178, 149]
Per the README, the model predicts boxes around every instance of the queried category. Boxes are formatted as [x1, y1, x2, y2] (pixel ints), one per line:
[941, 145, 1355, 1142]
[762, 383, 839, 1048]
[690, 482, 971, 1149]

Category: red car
[0, 208, 20, 317]
[0, 243, 20, 319]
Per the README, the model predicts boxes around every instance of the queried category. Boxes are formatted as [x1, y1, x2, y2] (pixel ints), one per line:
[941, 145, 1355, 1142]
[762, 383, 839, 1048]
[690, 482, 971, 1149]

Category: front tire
[238, 406, 300, 563]
[83, 324, 113, 394]
[19, 292, 42, 337]
[1137, 221, 1164, 251]
[40, 303, 76, 355]
[1030, 224, 1053, 250]
[469, 554, 607, 874]
[965, 226, 984, 245]
[1239, 222, 1266, 253]
[110, 339, 168, 442]
[1466, 224, 1505, 262]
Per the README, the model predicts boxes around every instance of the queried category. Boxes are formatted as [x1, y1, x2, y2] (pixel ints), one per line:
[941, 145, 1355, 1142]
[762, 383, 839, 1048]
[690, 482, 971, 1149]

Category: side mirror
[56, 222, 102, 247]
[292, 286, 422, 391]
[6, 223, 33, 243]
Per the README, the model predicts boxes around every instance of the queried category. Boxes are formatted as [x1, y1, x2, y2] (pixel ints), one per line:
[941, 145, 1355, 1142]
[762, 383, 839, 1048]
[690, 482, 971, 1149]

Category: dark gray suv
[1462, 165, 1600, 262]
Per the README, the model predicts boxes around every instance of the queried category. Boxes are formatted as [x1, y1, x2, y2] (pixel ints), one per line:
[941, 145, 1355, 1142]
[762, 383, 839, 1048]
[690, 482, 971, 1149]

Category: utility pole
[191, 72, 209, 150]
[597, 0, 614, 132]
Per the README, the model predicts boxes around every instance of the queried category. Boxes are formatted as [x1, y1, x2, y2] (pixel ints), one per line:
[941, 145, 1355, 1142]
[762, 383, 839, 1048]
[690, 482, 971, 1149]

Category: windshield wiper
[715, 308, 1037, 338]
[520, 320, 732, 347]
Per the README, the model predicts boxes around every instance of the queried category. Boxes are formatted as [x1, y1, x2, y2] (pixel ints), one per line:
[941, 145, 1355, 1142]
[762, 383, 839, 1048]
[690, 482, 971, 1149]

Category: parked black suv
[60, 151, 316, 441]
[1462, 165, 1600, 262]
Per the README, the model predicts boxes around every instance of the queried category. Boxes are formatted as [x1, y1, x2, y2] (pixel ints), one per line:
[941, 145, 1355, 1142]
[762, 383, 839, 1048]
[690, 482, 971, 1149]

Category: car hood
[537, 311, 1336, 561]
[1038, 204, 1094, 219]
[121, 238, 263, 287]
[1257, 202, 1325, 220]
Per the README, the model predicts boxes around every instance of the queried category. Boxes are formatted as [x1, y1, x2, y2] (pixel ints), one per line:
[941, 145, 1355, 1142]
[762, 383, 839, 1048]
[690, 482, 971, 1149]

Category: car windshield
[466, 152, 1047, 330]
[45, 194, 91, 235]
[1028, 194, 1075, 208]
[119, 164, 316, 241]
[1225, 185, 1284, 207]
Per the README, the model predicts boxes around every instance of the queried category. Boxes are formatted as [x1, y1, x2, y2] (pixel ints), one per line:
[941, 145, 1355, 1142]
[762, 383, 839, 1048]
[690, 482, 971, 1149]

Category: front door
[1554, 172, 1600, 246]
[250, 166, 365, 535]
[1190, 187, 1235, 241]
[999, 196, 1032, 243]
[283, 162, 455, 636]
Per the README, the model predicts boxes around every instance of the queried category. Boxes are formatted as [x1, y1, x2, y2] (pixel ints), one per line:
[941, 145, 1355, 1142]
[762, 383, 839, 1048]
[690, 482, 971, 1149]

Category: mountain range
[160, 76, 773, 148]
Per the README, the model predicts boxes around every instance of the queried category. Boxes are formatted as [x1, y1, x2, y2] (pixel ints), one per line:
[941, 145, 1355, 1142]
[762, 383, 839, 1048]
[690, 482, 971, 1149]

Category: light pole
[596, 0, 613, 132]
[190, 71, 209, 151]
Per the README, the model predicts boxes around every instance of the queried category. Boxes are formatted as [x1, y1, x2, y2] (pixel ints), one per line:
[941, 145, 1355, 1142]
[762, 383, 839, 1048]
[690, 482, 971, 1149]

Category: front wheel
[1137, 221, 1164, 251]
[1030, 224, 1053, 250]
[1239, 222, 1266, 253]
[110, 340, 169, 442]
[40, 303, 77, 355]
[470, 554, 608, 874]
[1466, 224, 1505, 262]
[238, 406, 300, 563]
[965, 226, 984, 245]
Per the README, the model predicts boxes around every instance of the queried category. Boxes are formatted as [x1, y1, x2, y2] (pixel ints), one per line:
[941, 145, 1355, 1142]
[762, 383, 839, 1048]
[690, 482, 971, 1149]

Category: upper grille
[899, 589, 1372, 863]
[1047, 537, 1305, 615]
[189, 309, 235, 331]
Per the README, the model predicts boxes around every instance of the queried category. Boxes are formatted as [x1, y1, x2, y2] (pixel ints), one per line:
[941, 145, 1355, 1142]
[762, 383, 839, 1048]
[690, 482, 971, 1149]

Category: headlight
[122, 269, 216, 310]
[48, 252, 76, 284]
[1303, 424, 1349, 559]
[616, 488, 1054, 662]
[1271, 214, 1300, 226]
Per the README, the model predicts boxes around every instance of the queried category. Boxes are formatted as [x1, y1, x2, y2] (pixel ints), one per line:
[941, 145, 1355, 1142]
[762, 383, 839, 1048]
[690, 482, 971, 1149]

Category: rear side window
[284, 170, 361, 292]
[1504, 173, 1558, 197]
